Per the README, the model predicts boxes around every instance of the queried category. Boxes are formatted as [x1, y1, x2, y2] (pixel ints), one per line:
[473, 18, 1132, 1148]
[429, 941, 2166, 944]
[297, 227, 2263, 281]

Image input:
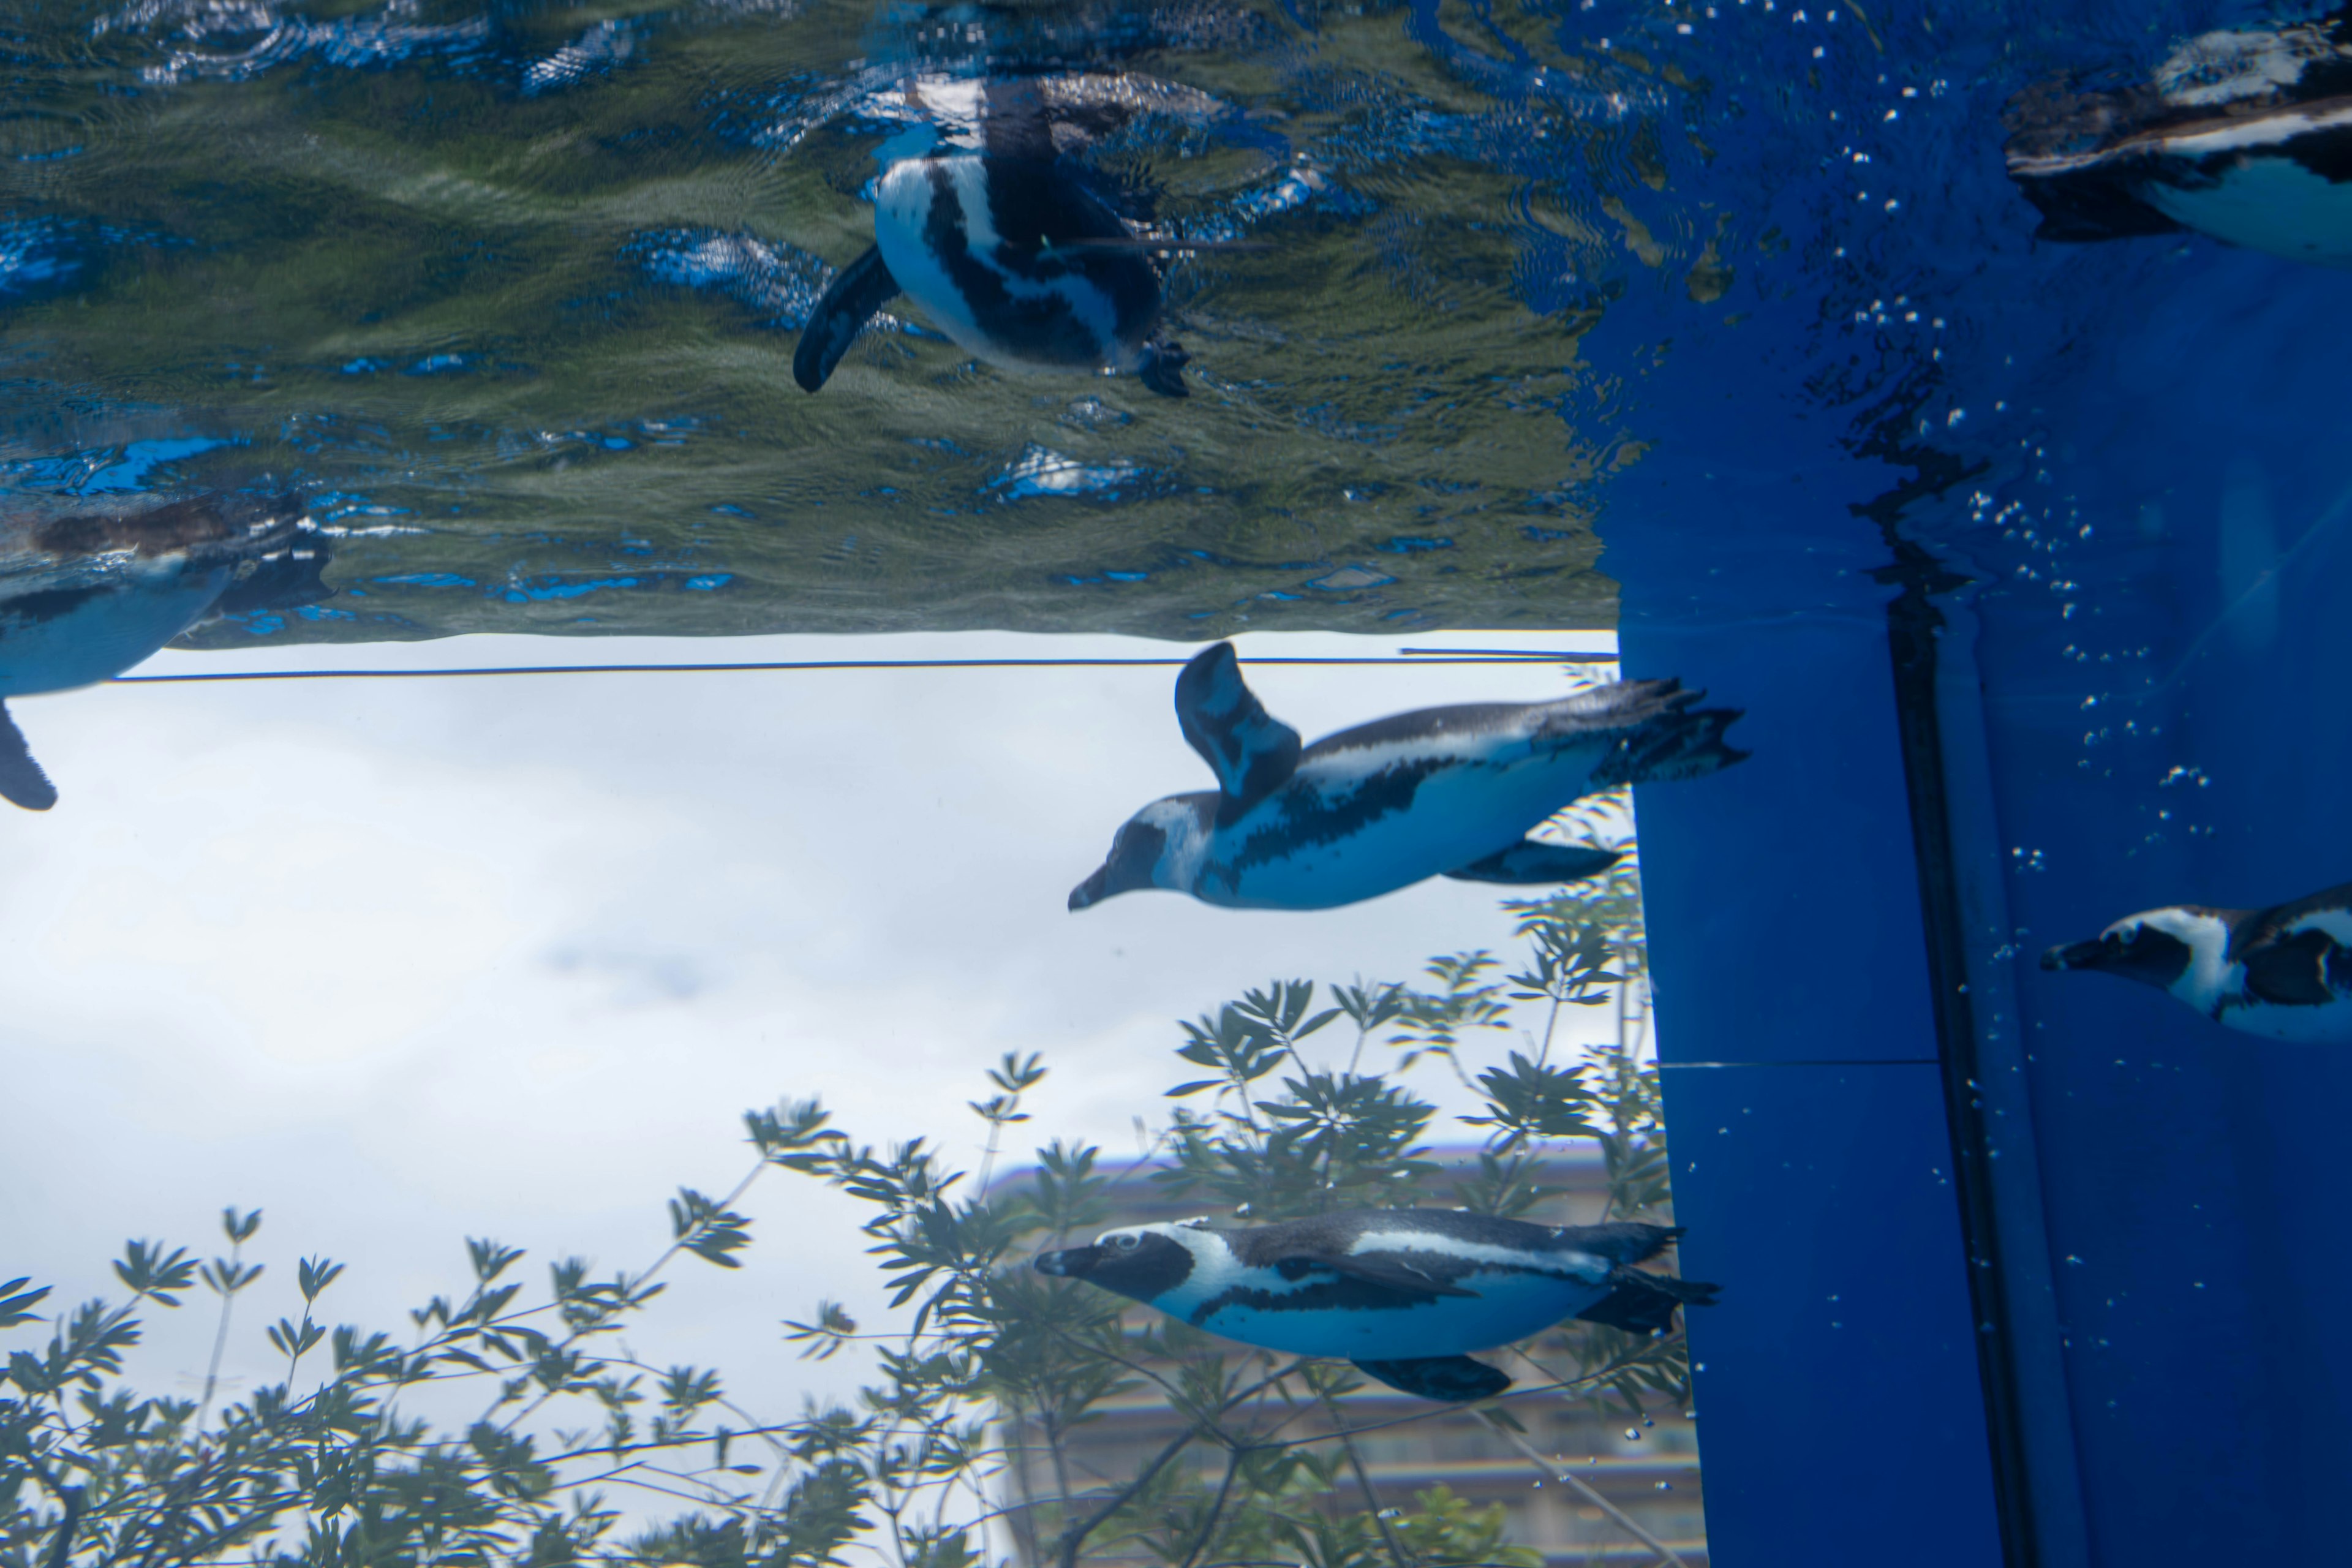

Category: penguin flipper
[1445, 840, 1621, 886]
[2241, 927, 2337, 1007]
[1306, 1251, 1478, 1300]
[1350, 1356, 1511, 1403]
[1175, 642, 1301, 826]
[793, 246, 902, 394]
[0, 702, 58, 812]
[1580, 682, 1749, 788]
[1575, 1268, 1720, 1335]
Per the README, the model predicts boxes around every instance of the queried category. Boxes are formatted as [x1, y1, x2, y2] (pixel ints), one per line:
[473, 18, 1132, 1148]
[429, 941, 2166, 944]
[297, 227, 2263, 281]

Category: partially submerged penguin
[1033, 1209, 1718, 1401]
[0, 489, 322, 810]
[2043, 881, 2352, 1041]
[796, 75, 1219, 396]
[1069, 643, 1746, 911]
[2005, 9, 2352, 265]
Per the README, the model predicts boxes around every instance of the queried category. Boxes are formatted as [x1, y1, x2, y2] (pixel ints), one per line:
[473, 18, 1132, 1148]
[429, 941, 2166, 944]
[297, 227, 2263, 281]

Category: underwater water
[6, 0, 2352, 1564]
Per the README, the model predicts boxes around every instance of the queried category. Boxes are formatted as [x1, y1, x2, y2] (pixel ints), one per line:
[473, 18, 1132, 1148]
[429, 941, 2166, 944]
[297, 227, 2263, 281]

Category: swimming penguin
[1033, 1209, 1719, 1401]
[1068, 642, 1745, 912]
[795, 75, 1213, 396]
[0, 489, 320, 810]
[2004, 9, 2352, 265]
[2042, 881, 2352, 1041]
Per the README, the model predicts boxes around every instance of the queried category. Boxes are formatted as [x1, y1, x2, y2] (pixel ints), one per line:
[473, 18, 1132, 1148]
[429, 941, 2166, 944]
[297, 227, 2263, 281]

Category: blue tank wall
[1583, 3, 2352, 1561]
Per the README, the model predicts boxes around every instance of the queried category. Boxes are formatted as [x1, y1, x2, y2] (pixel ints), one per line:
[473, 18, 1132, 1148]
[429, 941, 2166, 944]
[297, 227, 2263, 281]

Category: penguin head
[2042, 907, 2214, 992]
[1068, 796, 1199, 910]
[1033, 1223, 1200, 1302]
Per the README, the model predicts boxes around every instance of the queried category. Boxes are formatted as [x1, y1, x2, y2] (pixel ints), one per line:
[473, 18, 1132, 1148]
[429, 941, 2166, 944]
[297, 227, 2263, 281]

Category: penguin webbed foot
[1444, 840, 1621, 887]
[1138, 339, 1189, 398]
[1349, 1355, 1512, 1403]
[1575, 1268, 1721, 1335]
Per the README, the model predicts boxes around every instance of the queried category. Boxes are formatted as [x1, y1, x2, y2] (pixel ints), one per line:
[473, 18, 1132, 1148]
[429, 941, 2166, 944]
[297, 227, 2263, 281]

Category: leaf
[462, 1240, 521, 1286]
[0, 1277, 51, 1328]
[113, 1240, 197, 1305]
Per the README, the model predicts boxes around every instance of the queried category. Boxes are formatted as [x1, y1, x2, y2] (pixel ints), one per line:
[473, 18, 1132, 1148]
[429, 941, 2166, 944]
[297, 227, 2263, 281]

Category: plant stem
[1174, 1448, 1245, 1568]
[1317, 1384, 1413, 1568]
[489, 1155, 767, 1432]
[1482, 1418, 1689, 1568]
[196, 1252, 243, 1431]
[1052, 1368, 1294, 1568]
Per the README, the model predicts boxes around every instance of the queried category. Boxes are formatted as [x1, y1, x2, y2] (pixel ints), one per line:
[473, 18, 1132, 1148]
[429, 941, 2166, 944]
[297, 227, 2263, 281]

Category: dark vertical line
[1883, 561, 2040, 1568]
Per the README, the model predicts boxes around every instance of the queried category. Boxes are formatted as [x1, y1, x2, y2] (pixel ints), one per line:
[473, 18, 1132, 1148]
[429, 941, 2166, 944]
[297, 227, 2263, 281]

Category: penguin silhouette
[2005, 7, 2352, 265]
[0, 490, 323, 810]
[796, 75, 1235, 396]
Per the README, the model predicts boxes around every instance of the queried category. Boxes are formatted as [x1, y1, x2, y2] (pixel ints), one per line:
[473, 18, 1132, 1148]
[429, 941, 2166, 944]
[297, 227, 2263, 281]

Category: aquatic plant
[1, 833, 1686, 1568]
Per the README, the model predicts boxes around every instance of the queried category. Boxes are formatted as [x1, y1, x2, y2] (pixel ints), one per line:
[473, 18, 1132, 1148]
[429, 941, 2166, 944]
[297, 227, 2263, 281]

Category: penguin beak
[1033, 1245, 1099, 1278]
[1068, 864, 1110, 912]
[2041, 938, 2106, 972]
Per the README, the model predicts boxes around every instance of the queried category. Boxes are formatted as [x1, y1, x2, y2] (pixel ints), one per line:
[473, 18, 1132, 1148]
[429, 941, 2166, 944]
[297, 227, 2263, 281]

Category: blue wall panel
[1660, 1063, 2000, 1567]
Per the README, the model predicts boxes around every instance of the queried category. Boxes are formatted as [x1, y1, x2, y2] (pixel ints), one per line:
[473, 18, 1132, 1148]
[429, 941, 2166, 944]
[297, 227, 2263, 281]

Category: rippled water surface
[0, 0, 1765, 638]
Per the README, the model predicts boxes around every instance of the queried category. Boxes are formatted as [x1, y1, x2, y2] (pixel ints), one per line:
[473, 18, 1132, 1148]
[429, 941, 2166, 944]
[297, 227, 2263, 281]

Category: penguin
[1068, 642, 1745, 913]
[2004, 8, 2352, 266]
[1032, 1208, 1719, 1402]
[2042, 881, 2352, 1041]
[0, 489, 320, 810]
[795, 75, 1218, 396]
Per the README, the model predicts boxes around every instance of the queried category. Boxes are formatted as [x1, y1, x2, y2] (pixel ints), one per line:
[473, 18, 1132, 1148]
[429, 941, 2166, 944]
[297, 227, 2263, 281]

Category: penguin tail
[1569, 1221, 1687, 1265]
[1575, 1268, 1720, 1336]
[1580, 681, 1747, 788]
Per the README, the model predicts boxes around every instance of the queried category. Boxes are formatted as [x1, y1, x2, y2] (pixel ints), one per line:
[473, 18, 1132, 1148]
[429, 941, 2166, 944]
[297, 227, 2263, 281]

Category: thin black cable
[108, 650, 1619, 684]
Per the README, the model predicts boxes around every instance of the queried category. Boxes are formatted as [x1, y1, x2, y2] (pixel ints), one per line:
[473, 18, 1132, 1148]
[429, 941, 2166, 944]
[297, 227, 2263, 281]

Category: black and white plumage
[2005, 9, 2352, 266]
[2043, 882, 2352, 1041]
[0, 491, 319, 811]
[1068, 642, 1744, 912]
[794, 75, 1203, 396]
[1033, 1209, 1719, 1402]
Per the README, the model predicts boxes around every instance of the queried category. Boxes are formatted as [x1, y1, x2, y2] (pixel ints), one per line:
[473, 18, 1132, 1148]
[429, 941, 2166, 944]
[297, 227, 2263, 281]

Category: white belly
[1207, 751, 1606, 909]
[871, 159, 1129, 370]
[2219, 997, 2352, 1042]
[873, 160, 994, 356]
[1196, 1268, 1599, 1360]
[2144, 157, 2352, 267]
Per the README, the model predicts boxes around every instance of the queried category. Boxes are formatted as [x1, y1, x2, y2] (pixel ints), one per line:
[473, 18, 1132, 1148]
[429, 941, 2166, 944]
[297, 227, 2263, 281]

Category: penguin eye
[1109, 1234, 1139, 1251]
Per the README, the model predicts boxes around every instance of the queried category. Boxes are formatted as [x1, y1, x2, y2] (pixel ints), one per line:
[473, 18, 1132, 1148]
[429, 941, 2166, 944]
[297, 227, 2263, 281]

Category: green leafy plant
[3, 819, 1690, 1568]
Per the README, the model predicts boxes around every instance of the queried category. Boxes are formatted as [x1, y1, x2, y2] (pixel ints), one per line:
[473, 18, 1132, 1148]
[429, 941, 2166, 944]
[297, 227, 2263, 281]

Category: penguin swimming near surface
[1033, 1209, 1719, 1401]
[1068, 642, 1746, 912]
[2004, 8, 2352, 265]
[794, 75, 1224, 396]
[2043, 881, 2352, 1041]
[0, 489, 322, 810]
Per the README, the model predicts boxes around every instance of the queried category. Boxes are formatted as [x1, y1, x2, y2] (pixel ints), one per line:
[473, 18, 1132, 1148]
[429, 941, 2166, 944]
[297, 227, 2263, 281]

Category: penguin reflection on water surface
[2043, 881, 2352, 1041]
[2005, 7, 2352, 265]
[795, 77, 1223, 397]
[1034, 1210, 1719, 1401]
[0, 490, 322, 810]
[1069, 642, 1746, 912]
